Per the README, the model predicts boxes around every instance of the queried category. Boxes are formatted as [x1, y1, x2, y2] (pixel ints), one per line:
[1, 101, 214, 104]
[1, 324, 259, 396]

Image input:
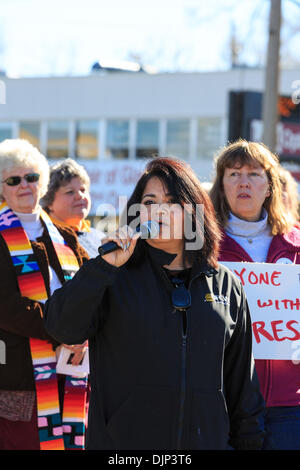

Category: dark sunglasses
[171, 277, 191, 311]
[2, 173, 40, 187]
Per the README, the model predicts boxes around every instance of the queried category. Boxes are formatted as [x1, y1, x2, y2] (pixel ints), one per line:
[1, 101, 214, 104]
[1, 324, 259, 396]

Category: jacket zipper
[160, 269, 199, 450]
[176, 309, 188, 450]
[176, 275, 199, 449]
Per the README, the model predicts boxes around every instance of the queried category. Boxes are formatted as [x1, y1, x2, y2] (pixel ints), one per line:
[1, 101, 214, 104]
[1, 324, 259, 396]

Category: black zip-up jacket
[44, 242, 265, 450]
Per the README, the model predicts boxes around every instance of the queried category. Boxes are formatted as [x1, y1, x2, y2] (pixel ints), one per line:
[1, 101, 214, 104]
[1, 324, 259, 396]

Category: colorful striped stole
[0, 202, 88, 450]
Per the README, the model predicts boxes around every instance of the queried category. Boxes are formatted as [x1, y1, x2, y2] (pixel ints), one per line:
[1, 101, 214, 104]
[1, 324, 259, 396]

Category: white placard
[56, 346, 89, 377]
[221, 262, 300, 360]
[78, 159, 147, 214]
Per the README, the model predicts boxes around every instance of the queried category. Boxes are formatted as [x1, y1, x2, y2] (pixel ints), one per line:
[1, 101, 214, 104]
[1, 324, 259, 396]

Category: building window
[75, 120, 98, 160]
[19, 121, 40, 148]
[197, 117, 222, 159]
[136, 120, 159, 159]
[0, 122, 13, 141]
[166, 119, 190, 160]
[106, 120, 129, 159]
[47, 121, 69, 159]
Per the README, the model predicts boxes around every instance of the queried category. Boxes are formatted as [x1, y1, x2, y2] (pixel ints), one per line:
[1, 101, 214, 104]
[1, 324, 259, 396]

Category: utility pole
[229, 22, 242, 69]
[262, 0, 282, 152]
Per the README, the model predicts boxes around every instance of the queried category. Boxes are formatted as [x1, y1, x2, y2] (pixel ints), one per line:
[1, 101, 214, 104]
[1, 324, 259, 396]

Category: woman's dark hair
[122, 156, 221, 268]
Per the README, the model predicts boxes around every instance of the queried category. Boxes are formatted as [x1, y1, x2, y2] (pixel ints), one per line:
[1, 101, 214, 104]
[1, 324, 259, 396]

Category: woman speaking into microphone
[44, 157, 265, 450]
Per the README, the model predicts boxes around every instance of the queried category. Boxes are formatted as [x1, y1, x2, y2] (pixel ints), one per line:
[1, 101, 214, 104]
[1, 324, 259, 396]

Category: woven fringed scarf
[0, 202, 88, 450]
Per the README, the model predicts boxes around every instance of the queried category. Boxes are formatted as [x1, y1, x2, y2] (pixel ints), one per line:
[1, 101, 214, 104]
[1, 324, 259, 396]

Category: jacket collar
[144, 242, 218, 278]
[49, 215, 91, 233]
[145, 242, 177, 267]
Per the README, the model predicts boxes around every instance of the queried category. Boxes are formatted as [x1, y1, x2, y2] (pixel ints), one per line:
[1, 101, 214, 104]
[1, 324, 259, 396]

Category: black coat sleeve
[224, 285, 265, 450]
[44, 255, 119, 345]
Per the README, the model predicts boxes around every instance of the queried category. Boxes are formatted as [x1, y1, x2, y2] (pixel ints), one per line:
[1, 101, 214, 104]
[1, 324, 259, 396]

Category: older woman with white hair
[0, 139, 89, 450]
[41, 158, 105, 258]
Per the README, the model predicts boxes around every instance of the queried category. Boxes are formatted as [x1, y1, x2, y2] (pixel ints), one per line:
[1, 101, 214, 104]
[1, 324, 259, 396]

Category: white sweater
[225, 209, 273, 262]
[77, 227, 105, 258]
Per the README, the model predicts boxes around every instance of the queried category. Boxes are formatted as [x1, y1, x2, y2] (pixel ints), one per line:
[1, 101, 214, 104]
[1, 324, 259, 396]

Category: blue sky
[1, 0, 300, 77]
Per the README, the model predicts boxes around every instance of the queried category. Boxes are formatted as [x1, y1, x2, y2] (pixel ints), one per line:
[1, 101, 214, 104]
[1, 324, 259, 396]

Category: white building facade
[0, 68, 299, 215]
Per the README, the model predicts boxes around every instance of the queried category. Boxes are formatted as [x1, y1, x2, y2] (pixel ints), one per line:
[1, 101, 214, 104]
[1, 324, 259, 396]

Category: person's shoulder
[209, 263, 246, 314]
[215, 261, 238, 277]
[51, 220, 83, 253]
[215, 261, 245, 289]
[53, 220, 78, 239]
[54, 222, 89, 262]
[219, 229, 238, 251]
[279, 225, 300, 248]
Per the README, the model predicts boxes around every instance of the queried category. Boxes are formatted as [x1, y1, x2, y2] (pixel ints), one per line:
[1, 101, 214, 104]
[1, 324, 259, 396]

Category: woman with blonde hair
[210, 139, 300, 450]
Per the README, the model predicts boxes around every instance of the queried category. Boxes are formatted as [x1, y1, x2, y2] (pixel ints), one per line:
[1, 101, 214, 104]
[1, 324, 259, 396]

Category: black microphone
[98, 221, 159, 256]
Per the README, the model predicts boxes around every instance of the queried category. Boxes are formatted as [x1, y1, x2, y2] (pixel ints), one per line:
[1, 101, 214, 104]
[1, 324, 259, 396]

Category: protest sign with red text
[222, 262, 300, 360]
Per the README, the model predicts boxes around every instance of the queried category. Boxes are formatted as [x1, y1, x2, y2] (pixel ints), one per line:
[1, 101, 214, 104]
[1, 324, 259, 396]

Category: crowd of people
[0, 137, 299, 451]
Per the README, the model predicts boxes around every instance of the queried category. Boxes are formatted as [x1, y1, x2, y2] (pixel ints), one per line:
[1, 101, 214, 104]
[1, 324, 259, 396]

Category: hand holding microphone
[98, 221, 159, 268]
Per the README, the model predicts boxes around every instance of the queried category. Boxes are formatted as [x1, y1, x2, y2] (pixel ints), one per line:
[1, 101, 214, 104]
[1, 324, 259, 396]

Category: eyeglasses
[171, 277, 191, 311]
[2, 173, 40, 187]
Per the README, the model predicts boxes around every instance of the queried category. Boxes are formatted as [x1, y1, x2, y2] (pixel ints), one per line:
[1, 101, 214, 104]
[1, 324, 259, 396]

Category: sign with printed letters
[221, 262, 300, 360]
[78, 160, 147, 214]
